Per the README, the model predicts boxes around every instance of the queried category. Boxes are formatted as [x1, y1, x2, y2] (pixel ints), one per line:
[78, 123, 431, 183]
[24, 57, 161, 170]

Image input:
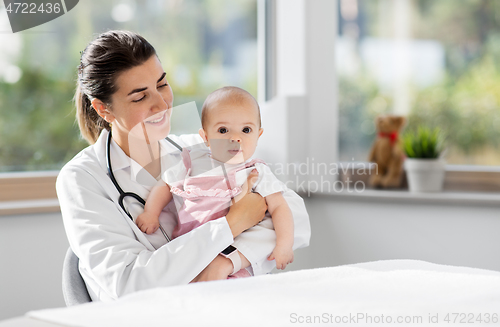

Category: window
[0, 0, 258, 172]
[0, 0, 258, 214]
[337, 0, 500, 166]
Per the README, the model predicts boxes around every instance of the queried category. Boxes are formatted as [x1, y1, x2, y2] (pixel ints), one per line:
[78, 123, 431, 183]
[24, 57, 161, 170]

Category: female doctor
[56, 30, 310, 302]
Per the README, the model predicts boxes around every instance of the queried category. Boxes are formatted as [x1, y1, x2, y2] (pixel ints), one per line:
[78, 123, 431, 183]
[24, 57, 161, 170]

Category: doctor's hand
[191, 252, 252, 283]
[190, 254, 233, 283]
[226, 169, 267, 238]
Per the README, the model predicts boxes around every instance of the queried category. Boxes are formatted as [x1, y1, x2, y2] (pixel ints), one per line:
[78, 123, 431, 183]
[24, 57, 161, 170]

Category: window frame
[255, 0, 339, 190]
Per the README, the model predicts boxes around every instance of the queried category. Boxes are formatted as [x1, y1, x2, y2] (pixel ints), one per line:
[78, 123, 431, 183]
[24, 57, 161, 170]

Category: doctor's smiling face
[92, 55, 173, 153]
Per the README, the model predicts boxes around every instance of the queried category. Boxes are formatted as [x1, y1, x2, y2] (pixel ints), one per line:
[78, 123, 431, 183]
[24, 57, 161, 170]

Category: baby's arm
[136, 182, 173, 234]
[265, 192, 294, 270]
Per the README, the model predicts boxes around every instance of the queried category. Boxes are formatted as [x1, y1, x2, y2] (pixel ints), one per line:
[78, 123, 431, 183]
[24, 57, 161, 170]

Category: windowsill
[298, 163, 500, 206]
[1, 164, 500, 216]
[307, 188, 500, 206]
[0, 170, 59, 216]
[0, 199, 60, 216]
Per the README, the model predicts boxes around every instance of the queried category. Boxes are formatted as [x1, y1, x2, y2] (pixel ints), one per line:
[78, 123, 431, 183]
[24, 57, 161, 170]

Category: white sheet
[28, 260, 500, 327]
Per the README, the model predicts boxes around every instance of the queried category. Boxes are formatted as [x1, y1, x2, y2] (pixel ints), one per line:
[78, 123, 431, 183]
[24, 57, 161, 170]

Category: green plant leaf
[402, 126, 443, 159]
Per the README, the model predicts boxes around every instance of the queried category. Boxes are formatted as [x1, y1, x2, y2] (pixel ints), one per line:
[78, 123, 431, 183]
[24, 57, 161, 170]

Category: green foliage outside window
[0, 63, 86, 171]
[0, 0, 257, 172]
[339, 0, 500, 165]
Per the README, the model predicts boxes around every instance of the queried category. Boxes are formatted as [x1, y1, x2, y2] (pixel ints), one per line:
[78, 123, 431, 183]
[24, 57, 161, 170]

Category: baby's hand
[136, 212, 160, 234]
[233, 169, 258, 203]
[267, 245, 294, 270]
[233, 179, 249, 203]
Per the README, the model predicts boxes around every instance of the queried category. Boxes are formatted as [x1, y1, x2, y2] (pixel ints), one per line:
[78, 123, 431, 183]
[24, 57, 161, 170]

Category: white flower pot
[404, 158, 446, 192]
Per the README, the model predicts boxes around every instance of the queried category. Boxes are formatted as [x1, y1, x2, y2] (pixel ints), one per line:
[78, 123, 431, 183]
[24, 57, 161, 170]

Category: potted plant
[402, 127, 445, 192]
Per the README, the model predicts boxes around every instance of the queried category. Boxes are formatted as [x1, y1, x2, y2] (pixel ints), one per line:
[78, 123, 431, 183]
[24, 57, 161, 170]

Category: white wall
[289, 195, 500, 273]
[0, 212, 68, 321]
[2, 197, 499, 321]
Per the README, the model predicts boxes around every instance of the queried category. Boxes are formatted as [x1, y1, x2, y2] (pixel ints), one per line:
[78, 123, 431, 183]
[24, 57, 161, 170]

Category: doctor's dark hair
[75, 30, 157, 144]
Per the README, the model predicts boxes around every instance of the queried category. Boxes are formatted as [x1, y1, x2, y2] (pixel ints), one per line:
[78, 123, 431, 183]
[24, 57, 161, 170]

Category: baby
[136, 86, 294, 271]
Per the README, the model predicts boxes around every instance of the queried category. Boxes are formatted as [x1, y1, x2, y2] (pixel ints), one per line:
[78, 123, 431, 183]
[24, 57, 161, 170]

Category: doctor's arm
[57, 165, 264, 300]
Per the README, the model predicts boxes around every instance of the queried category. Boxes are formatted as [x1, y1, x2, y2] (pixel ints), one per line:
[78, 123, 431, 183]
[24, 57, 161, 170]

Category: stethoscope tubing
[106, 130, 171, 242]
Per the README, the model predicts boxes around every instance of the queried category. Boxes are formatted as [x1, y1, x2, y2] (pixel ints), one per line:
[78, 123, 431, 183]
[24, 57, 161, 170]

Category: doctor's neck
[112, 127, 162, 178]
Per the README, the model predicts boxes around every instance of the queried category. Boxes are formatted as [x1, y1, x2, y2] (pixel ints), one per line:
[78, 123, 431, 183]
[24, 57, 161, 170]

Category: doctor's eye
[242, 127, 252, 134]
[132, 95, 146, 103]
[218, 127, 228, 134]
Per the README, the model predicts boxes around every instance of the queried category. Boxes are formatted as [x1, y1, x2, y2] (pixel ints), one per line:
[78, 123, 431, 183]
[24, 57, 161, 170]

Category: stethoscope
[106, 130, 183, 242]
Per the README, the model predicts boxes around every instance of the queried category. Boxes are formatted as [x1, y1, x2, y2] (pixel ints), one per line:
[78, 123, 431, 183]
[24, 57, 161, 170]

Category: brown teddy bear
[368, 115, 406, 188]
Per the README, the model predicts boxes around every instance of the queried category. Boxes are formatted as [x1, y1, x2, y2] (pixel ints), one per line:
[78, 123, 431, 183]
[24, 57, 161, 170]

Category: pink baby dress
[168, 149, 266, 279]
[163, 147, 286, 278]
[169, 149, 264, 239]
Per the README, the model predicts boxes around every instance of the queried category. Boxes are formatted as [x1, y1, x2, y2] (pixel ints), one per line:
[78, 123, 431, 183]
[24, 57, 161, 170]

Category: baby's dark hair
[201, 86, 261, 129]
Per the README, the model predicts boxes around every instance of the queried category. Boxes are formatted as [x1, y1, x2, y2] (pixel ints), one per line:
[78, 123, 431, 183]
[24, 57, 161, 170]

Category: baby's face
[200, 99, 263, 164]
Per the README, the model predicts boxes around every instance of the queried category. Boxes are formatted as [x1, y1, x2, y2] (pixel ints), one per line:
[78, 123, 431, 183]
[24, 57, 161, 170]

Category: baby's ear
[258, 128, 264, 138]
[198, 128, 209, 145]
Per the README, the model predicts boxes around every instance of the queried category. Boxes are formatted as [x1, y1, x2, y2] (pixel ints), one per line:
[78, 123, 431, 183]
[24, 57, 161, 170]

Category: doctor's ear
[91, 98, 114, 123]
[198, 128, 209, 146]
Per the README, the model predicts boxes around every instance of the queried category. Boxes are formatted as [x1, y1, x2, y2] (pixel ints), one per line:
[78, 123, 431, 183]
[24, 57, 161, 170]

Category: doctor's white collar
[94, 129, 183, 185]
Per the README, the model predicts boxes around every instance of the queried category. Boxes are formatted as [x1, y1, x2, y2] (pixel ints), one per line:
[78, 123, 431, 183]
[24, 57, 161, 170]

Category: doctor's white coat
[56, 129, 311, 301]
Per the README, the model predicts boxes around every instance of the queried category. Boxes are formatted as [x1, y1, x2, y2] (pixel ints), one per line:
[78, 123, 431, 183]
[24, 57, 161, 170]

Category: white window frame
[255, 0, 339, 190]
